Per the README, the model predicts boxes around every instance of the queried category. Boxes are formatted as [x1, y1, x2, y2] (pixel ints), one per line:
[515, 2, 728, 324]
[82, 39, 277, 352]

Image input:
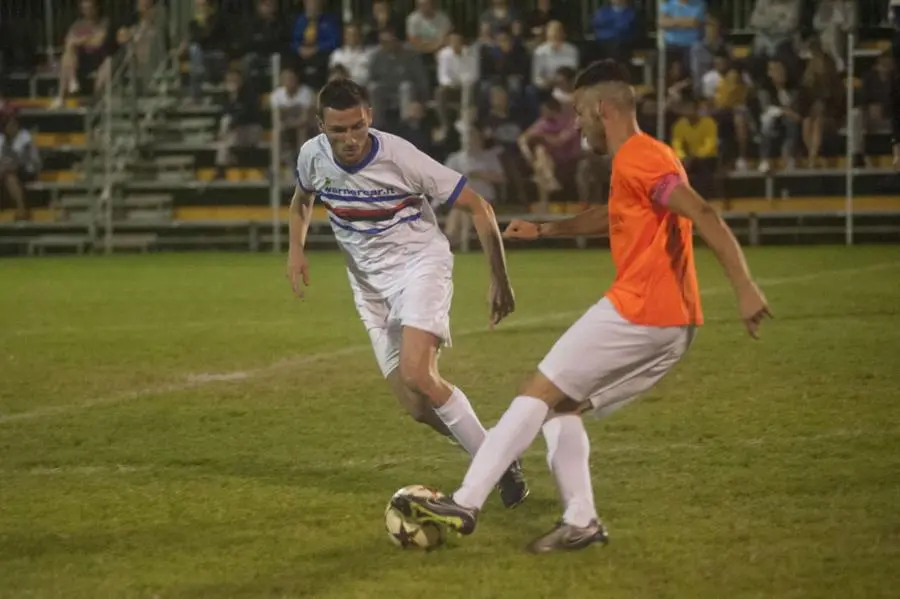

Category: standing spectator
[368, 27, 429, 129]
[270, 68, 314, 173]
[116, 0, 168, 91]
[813, 0, 856, 72]
[525, 0, 563, 48]
[479, 27, 530, 102]
[658, 0, 706, 66]
[215, 68, 263, 179]
[671, 96, 718, 198]
[517, 97, 581, 211]
[591, 0, 637, 66]
[749, 0, 802, 78]
[329, 23, 373, 85]
[435, 31, 478, 139]
[690, 15, 731, 95]
[0, 108, 40, 221]
[531, 21, 579, 95]
[757, 59, 801, 172]
[481, 0, 521, 36]
[444, 127, 504, 248]
[290, 0, 341, 90]
[240, 0, 290, 78]
[185, 0, 229, 104]
[51, 0, 115, 108]
[406, 0, 453, 62]
[362, 0, 406, 46]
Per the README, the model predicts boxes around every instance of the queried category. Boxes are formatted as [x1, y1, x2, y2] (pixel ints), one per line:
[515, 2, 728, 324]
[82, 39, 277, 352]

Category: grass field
[2, 246, 899, 599]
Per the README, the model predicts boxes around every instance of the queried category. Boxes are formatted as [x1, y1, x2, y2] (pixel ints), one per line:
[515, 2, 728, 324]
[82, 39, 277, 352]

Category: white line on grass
[1, 262, 896, 425]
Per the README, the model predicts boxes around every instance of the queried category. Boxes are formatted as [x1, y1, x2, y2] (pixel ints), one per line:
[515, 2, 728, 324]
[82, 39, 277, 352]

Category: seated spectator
[524, 0, 563, 49]
[240, 0, 290, 78]
[52, 0, 115, 108]
[517, 97, 581, 210]
[479, 27, 530, 101]
[658, 0, 706, 66]
[394, 101, 433, 154]
[757, 59, 800, 172]
[861, 50, 894, 133]
[185, 0, 229, 104]
[362, 0, 406, 47]
[799, 41, 843, 168]
[435, 30, 478, 139]
[813, 0, 856, 72]
[271, 68, 315, 172]
[479, 85, 526, 201]
[443, 127, 504, 248]
[368, 27, 429, 129]
[480, 0, 521, 36]
[690, 15, 731, 96]
[710, 61, 752, 169]
[406, 0, 453, 67]
[591, 0, 636, 66]
[329, 23, 373, 86]
[531, 21, 579, 97]
[215, 68, 263, 179]
[290, 0, 341, 90]
[671, 96, 718, 198]
[0, 107, 40, 221]
[749, 0, 801, 79]
[551, 66, 576, 107]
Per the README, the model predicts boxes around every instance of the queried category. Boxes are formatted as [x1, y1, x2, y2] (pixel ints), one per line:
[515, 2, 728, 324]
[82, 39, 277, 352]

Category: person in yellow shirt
[671, 96, 719, 199]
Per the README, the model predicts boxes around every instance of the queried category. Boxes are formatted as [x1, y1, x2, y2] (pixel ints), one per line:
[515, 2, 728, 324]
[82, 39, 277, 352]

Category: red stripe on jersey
[325, 196, 421, 220]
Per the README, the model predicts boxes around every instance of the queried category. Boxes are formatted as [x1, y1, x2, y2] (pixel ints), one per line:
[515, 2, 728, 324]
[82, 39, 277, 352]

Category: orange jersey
[605, 133, 704, 327]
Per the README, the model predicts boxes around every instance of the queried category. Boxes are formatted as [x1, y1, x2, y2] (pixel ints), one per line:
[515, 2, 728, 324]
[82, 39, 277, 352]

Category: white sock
[434, 387, 487, 456]
[543, 414, 598, 528]
[453, 395, 549, 510]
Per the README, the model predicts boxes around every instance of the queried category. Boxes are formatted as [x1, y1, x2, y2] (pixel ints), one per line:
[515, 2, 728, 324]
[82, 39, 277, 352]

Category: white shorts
[538, 297, 696, 417]
[351, 256, 453, 378]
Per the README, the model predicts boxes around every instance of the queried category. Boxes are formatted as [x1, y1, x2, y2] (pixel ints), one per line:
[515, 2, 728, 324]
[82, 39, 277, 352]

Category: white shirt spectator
[437, 45, 478, 87]
[270, 85, 315, 127]
[531, 41, 579, 89]
[406, 10, 453, 50]
[444, 146, 502, 203]
[329, 46, 373, 85]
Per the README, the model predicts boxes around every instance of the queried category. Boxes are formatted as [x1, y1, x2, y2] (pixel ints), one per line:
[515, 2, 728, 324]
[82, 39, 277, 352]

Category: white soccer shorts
[538, 297, 697, 417]
[351, 256, 454, 378]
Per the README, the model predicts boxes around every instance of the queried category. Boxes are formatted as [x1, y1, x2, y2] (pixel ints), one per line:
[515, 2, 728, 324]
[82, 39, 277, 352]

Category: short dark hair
[317, 78, 369, 116]
[573, 59, 632, 90]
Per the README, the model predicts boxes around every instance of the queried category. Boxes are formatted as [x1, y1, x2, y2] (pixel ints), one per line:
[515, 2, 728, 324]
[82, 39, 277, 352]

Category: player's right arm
[503, 206, 609, 240]
[286, 185, 314, 298]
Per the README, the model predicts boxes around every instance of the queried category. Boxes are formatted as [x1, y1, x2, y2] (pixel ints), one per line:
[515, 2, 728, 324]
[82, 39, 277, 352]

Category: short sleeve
[295, 139, 317, 193]
[617, 140, 686, 208]
[399, 139, 467, 207]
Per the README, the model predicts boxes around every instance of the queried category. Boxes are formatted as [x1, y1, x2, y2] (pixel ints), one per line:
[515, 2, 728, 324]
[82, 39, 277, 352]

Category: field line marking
[1, 262, 896, 425]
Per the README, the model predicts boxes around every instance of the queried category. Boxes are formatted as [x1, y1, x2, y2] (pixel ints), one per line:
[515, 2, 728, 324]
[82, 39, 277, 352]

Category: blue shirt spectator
[660, 0, 706, 48]
[592, 0, 636, 43]
[291, 9, 341, 55]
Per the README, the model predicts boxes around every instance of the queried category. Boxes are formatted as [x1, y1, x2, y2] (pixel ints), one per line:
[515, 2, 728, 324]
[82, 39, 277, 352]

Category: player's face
[573, 89, 607, 154]
[320, 105, 372, 164]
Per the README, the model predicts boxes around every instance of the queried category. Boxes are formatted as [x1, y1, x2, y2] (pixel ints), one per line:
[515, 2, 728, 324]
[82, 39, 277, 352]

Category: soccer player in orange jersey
[393, 60, 771, 553]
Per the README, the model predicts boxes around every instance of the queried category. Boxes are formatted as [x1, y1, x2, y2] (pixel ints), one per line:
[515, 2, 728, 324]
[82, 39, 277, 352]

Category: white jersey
[296, 129, 466, 296]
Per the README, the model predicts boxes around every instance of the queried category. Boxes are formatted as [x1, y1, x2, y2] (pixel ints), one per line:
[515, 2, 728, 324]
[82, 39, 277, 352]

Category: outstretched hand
[503, 219, 541, 241]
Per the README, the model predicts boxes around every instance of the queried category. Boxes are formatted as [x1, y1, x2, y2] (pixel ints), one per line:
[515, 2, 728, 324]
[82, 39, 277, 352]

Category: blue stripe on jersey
[329, 212, 422, 234]
[319, 190, 410, 202]
[445, 176, 468, 208]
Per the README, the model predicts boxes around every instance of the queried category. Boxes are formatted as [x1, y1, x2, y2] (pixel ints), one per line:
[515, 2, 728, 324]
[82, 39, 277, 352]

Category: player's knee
[398, 359, 431, 395]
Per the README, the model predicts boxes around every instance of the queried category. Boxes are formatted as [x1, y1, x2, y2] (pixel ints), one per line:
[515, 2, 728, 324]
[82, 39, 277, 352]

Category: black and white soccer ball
[384, 485, 445, 550]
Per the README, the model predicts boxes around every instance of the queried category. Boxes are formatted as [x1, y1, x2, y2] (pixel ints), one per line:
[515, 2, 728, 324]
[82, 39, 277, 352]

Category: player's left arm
[661, 181, 772, 338]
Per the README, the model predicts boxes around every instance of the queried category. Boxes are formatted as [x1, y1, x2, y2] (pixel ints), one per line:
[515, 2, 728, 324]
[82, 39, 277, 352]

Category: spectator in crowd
[116, 0, 168, 92]
[215, 67, 263, 179]
[862, 50, 895, 133]
[525, 0, 564, 49]
[406, 0, 453, 63]
[328, 63, 350, 81]
[517, 96, 581, 210]
[749, 0, 801, 78]
[362, 0, 406, 46]
[368, 27, 429, 129]
[671, 96, 718, 197]
[481, 0, 521, 36]
[240, 0, 290, 78]
[0, 107, 40, 221]
[709, 59, 752, 170]
[291, 0, 341, 90]
[813, 0, 856, 72]
[591, 0, 637, 66]
[551, 66, 576, 107]
[329, 23, 372, 86]
[658, 0, 706, 65]
[394, 101, 434, 154]
[757, 59, 800, 172]
[479, 27, 530, 101]
[435, 30, 478, 140]
[479, 85, 526, 201]
[185, 0, 229, 104]
[270, 67, 314, 173]
[666, 58, 693, 108]
[531, 21, 579, 97]
[51, 0, 115, 108]
[443, 127, 504, 248]
[690, 15, 731, 95]
[799, 41, 843, 168]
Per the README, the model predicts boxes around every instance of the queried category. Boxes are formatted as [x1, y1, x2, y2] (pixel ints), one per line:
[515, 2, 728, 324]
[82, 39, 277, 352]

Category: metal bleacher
[1, 0, 898, 255]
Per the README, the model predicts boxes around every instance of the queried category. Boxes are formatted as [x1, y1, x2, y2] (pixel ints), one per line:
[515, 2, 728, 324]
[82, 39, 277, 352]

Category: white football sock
[434, 387, 487, 456]
[543, 414, 598, 528]
[453, 395, 549, 510]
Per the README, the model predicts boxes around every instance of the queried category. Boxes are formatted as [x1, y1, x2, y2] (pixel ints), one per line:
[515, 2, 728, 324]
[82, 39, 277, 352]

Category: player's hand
[488, 277, 515, 329]
[286, 244, 310, 299]
[503, 219, 541, 241]
[737, 282, 772, 339]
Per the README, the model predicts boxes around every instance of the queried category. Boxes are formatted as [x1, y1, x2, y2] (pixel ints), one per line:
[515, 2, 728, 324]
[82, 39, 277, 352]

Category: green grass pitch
[1, 246, 899, 598]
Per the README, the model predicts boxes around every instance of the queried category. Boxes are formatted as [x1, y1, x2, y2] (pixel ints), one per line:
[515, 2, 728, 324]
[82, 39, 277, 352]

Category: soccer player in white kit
[284, 78, 529, 508]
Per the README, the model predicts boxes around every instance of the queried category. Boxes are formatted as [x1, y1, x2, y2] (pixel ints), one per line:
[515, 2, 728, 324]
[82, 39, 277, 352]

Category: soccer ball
[384, 485, 445, 550]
